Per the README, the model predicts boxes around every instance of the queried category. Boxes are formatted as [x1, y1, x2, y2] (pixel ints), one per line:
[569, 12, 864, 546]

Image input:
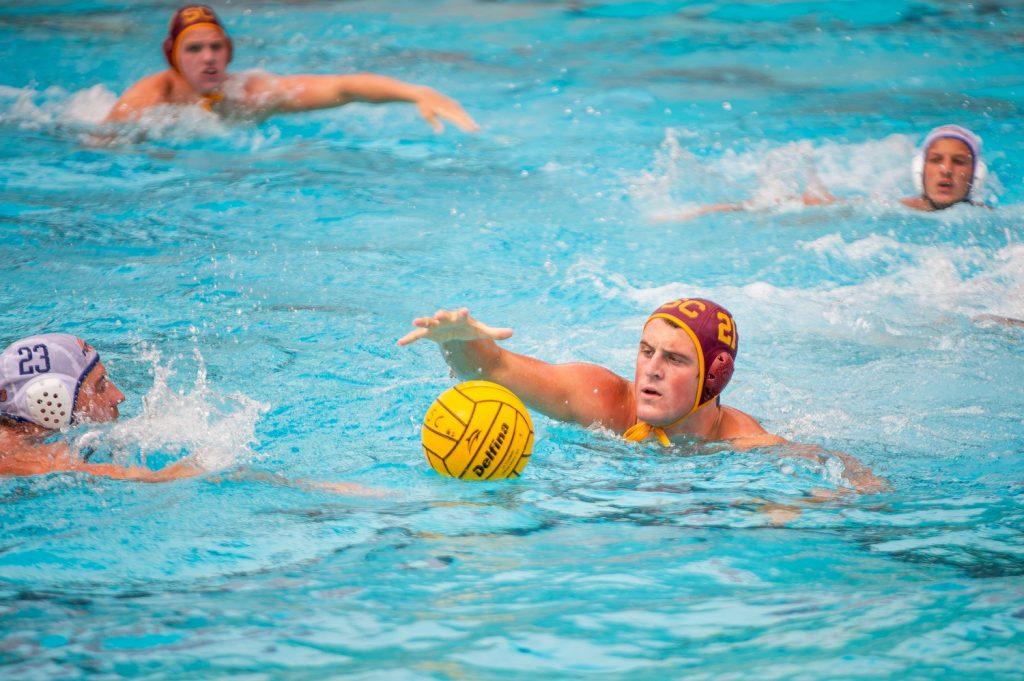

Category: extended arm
[251, 73, 479, 132]
[399, 309, 634, 430]
[65, 459, 203, 482]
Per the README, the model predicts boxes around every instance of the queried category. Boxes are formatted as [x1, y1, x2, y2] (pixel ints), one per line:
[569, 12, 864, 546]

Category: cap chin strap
[623, 400, 707, 447]
[200, 91, 223, 111]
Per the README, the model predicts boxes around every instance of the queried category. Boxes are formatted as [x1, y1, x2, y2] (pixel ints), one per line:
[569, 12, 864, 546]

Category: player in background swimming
[663, 124, 988, 221]
[899, 125, 987, 211]
[104, 5, 478, 133]
[398, 302, 886, 493]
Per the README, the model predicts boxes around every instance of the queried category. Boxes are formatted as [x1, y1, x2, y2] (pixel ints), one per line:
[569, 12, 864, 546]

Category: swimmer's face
[634, 319, 701, 427]
[176, 27, 229, 94]
[923, 137, 974, 208]
[74, 362, 125, 424]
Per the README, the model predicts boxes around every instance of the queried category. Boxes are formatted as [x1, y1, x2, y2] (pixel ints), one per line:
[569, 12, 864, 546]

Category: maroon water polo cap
[163, 5, 233, 72]
[645, 298, 738, 414]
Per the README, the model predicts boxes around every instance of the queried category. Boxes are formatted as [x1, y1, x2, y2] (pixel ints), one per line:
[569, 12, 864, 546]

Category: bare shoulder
[106, 71, 175, 121]
[238, 70, 276, 93]
[718, 406, 785, 448]
[233, 71, 289, 111]
[125, 71, 175, 99]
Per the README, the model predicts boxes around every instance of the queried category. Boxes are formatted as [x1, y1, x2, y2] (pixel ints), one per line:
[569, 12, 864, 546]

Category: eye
[639, 346, 653, 357]
[186, 44, 202, 53]
[668, 355, 684, 365]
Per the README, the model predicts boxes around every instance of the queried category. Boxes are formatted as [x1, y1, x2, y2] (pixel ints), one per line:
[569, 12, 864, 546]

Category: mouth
[639, 387, 662, 398]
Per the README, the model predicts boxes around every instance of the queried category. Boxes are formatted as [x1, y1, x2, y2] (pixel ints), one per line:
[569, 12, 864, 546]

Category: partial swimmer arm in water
[654, 186, 838, 223]
[0, 440, 204, 483]
[211, 468, 390, 498]
[653, 144, 841, 223]
[240, 72, 479, 133]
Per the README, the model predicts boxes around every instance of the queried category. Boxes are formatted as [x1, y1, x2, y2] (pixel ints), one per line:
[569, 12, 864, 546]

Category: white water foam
[560, 234, 1024, 344]
[72, 346, 269, 472]
[0, 83, 116, 129]
[0, 83, 282, 149]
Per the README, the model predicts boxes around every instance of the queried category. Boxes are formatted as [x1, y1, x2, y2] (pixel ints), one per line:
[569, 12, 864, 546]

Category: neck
[662, 401, 722, 441]
[923, 193, 969, 211]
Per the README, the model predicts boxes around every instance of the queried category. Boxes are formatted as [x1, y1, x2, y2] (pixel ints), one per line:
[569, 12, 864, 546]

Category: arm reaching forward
[399, 308, 635, 431]
[248, 73, 479, 132]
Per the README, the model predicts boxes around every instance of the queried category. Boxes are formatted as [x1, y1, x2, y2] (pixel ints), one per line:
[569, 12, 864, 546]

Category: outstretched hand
[397, 308, 512, 347]
[415, 89, 480, 133]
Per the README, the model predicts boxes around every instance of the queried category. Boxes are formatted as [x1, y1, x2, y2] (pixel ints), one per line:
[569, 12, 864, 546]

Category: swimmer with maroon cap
[399, 303, 886, 493]
[0, 334, 201, 481]
[105, 5, 478, 133]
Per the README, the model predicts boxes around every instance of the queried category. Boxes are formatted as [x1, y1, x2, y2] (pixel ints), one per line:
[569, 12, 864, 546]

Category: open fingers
[421, 107, 444, 134]
[396, 328, 430, 346]
[476, 323, 514, 340]
[441, 107, 480, 133]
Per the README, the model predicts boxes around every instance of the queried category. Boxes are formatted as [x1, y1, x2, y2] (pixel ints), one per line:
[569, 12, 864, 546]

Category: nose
[112, 384, 126, 406]
[644, 355, 665, 379]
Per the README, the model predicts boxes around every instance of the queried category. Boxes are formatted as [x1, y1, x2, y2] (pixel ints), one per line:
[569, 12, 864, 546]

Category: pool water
[2, 0, 1023, 677]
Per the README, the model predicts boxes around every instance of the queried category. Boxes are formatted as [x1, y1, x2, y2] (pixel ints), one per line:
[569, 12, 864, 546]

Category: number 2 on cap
[716, 312, 736, 349]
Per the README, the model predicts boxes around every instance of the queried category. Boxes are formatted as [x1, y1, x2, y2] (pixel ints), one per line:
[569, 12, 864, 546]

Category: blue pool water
[2, 0, 1023, 677]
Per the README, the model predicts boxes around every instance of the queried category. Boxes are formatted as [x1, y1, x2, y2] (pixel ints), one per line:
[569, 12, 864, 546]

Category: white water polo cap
[0, 334, 100, 430]
[912, 124, 987, 198]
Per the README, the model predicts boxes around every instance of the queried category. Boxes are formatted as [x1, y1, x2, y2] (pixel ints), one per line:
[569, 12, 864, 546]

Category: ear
[704, 351, 734, 400]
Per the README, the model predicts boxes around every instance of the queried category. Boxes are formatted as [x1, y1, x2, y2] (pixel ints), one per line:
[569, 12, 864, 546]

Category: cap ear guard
[702, 351, 734, 405]
[911, 154, 924, 194]
[22, 376, 74, 430]
[972, 160, 988, 199]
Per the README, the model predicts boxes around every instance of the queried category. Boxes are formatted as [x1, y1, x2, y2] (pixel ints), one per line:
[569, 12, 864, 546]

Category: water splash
[0, 83, 115, 130]
[620, 237, 1024, 331]
[72, 346, 269, 472]
[0, 83, 281, 150]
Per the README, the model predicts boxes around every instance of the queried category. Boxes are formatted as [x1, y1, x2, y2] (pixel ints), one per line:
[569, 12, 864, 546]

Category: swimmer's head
[913, 125, 987, 208]
[163, 5, 233, 93]
[0, 334, 124, 431]
[634, 298, 738, 427]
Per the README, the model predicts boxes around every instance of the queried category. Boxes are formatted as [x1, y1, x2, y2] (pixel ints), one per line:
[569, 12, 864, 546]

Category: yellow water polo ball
[421, 380, 534, 480]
